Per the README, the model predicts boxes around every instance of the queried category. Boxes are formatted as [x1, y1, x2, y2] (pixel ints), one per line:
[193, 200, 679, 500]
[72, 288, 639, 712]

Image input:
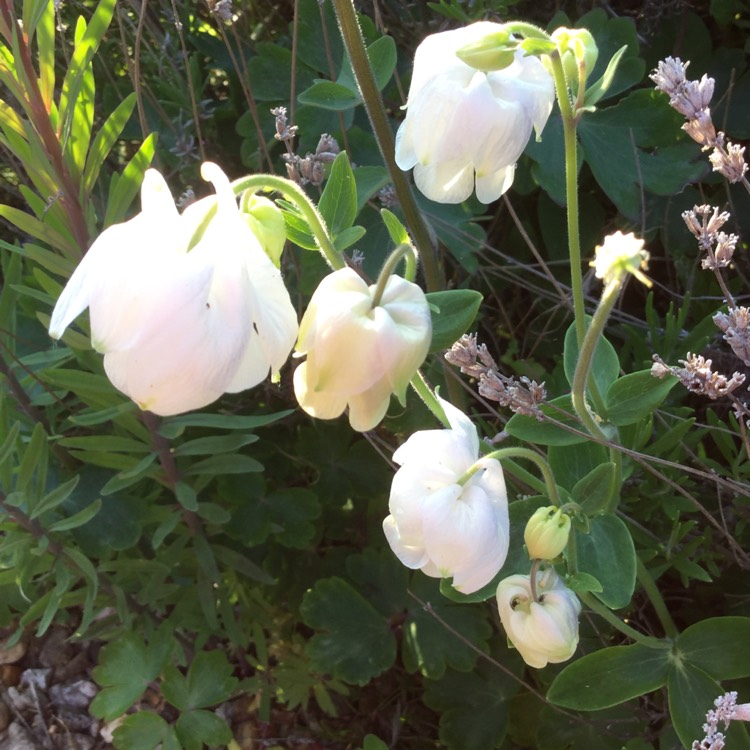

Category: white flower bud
[496, 568, 581, 668]
[293, 268, 431, 432]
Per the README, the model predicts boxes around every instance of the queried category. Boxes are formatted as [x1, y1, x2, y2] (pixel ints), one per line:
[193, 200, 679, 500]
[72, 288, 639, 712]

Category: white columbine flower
[382, 397, 509, 593]
[395, 21, 555, 204]
[293, 267, 431, 432]
[496, 568, 581, 668]
[49, 163, 299, 416]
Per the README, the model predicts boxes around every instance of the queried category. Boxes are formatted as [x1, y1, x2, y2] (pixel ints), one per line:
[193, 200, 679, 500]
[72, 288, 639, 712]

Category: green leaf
[91, 633, 170, 721]
[578, 90, 705, 219]
[506, 394, 587, 446]
[565, 572, 603, 594]
[367, 35, 397, 90]
[402, 575, 492, 679]
[103, 132, 158, 227]
[583, 45, 629, 108]
[48, 498, 102, 532]
[576, 514, 636, 609]
[605, 370, 678, 426]
[667, 662, 750, 750]
[113, 713, 180, 750]
[30, 475, 80, 519]
[423, 655, 520, 750]
[162, 651, 238, 711]
[159, 410, 292, 437]
[380, 208, 410, 246]
[333, 224, 366, 252]
[297, 80, 359, 110]
[426, 289, 483, 353]
[549, 441, 609, 494]
[185, 454, 264, 476]
[301, 577, 396, 685]
[175, 710, 232, 750]
[572, 462, 618, 515]
[677, 617, 750, 680]
[563, 319, 620, 396]
[547, 643, 670, 710]
[355, 167, 389, 212]
[361, 736, 389, 750]
[172, 433, 259, 456]
[82, 93, 136, 198]
[318, 151, 357, 237]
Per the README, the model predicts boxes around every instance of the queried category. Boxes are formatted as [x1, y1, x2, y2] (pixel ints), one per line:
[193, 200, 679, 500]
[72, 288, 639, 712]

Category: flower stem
[371, 243, 418, 307]
[578, 592, 670, 650]
[410, 371, 449, 428]
[636, 557, 679, 639]
[547, 51, 586, 349]
[485, 447, 561, 507]
[570, 276, 623, 509]
[330, 0, 442, 292]
[231, 174, 345, 270]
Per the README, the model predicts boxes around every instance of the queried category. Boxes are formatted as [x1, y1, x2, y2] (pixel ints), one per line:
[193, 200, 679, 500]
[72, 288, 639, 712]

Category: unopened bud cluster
[651, 57, 747, 184]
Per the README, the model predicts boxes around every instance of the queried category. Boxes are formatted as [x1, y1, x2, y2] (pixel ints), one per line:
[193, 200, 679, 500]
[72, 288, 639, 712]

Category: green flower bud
[551, 27, 599, 85]
[240, 192, 286, 268]
[455, 29, 516, 73]
[524, 506, 571, 560]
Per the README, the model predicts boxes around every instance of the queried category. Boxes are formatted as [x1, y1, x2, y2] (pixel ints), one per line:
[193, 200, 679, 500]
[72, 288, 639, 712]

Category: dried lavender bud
[650, 57, 689, 96]
[651, 353, 745, 399]
[714, 307, 750, 367]
[709, 142, 748, 183]
[683, 111, 717, 148]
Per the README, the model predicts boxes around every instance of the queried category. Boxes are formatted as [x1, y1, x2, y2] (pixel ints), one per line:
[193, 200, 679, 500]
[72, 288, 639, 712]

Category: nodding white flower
[382, 397, 509, 593]
[293, 267, 431, 432]
[395, 21, 555, 204]
[496, 568, 581, 668]
[49, 163, 298, 416]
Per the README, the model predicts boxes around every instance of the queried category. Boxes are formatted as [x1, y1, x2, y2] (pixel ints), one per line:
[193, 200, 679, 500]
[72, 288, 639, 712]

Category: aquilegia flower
[49, 163, 298, 416]
[395, 21, 555, 204]
[293, 267, 431, 432]
[496, 568, 581, 668]
[382, 397, 509, 593]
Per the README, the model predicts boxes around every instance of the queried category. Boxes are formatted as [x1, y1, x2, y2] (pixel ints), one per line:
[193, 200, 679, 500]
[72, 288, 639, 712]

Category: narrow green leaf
[172, 433, 259, 456]
[547, 643, 670, 710]
[185, 454, 264, 476]
[380, 208, 410, 246]
[318, 151, 357, 237]
[333, 224, 366, 252]
[158, 410, 292, 437]
[30, 475, 80, 519]
[48, 498, 102, 532]
[103, 133, 157, 227]
[82, 93, 137, 199]
[583, 45, 629, 108]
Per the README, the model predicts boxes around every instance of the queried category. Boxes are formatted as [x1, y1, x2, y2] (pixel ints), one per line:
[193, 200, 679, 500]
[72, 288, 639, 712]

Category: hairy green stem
[636, 557, 678, 639]
[578, 592, 669, 649]
[231, 174, 345, 271]
[410, 372, 449, 428]
[548, 50, 586, 348]
[330, 0, 442, 292]
[371, 243, 418, 307]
